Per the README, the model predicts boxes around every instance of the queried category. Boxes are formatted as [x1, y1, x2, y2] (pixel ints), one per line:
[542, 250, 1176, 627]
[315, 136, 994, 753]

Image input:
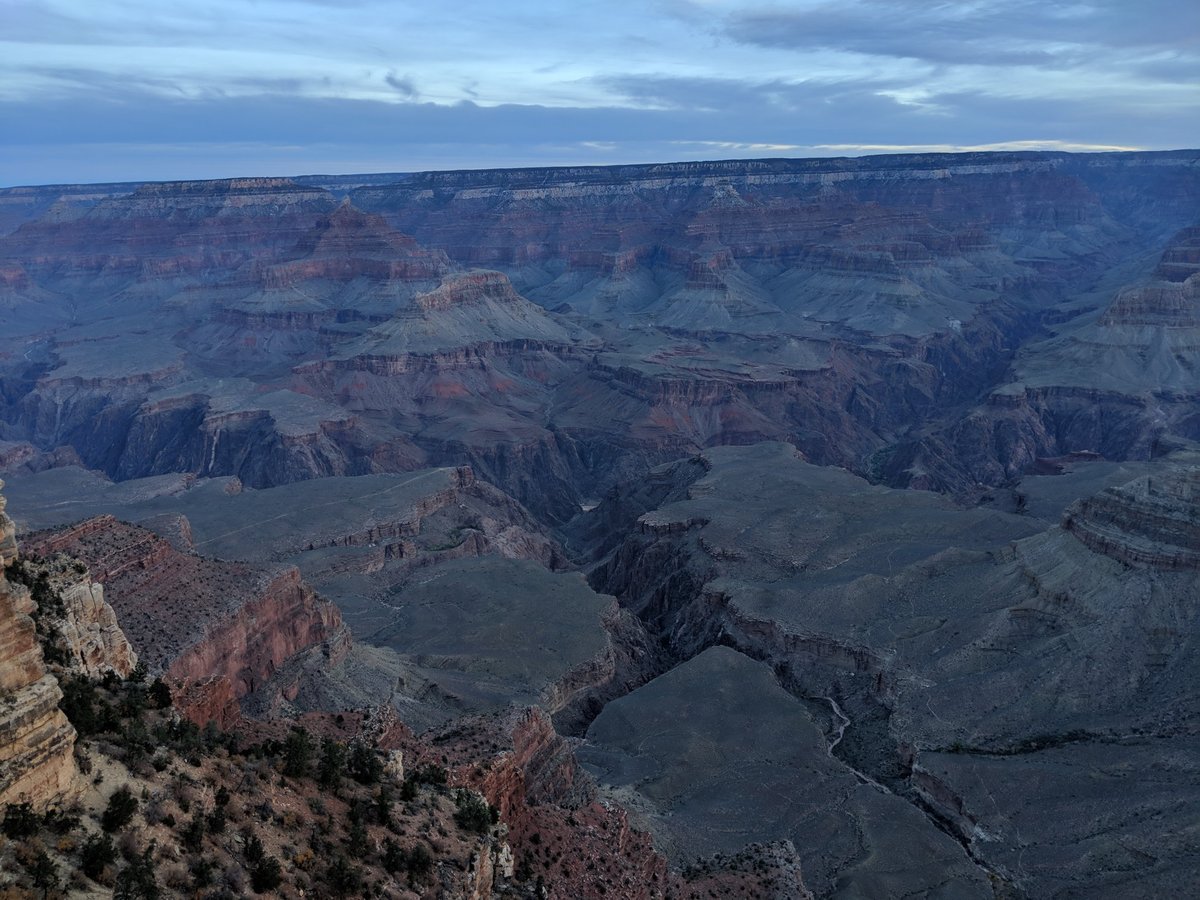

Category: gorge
[0, 150, 1198, 898]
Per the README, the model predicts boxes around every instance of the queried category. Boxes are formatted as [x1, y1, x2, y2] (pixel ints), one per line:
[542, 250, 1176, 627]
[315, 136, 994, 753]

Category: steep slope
[22, 516, 349, 727]
[886, 224, 1200, 491]
[0, 481, 77, 809]
[349, 152, 1198, 336]
[583, 442, 1200, 896]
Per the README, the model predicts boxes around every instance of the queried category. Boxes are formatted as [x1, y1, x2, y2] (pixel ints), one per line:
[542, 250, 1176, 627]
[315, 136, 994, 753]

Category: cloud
[810, 140, 1143, 154]
[385, 72, 419, 100]
[723, 0, 1200, 67]
[1134, 55, 1200, 83]
[0, 74, 1187, 183]
[597, 73, 921, 119]
[0, 1, 1195, 185]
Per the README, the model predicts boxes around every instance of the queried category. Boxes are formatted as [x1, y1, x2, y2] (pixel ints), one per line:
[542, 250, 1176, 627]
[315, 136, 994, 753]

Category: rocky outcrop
[545, 602, 664, 736]
[31, 555, 137, 678]
[23, 516, 350, 725]
[8, 152, 1195, 526]
[470, 708, 671, 899]
[0, 481, 77, 809]
[1099, 274, 1200, 327]
[1064, 468, 1200, 568]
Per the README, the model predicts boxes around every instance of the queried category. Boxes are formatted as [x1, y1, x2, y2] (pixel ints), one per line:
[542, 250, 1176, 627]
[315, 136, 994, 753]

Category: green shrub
[80, 832, 117, 880]
[347, 740, 383, 784]
[324, 855, 362, 898]
[243, 828, 266, 866]
[2, 801, 40, 838]
[317, 738, 345, 791]
[180, 813, 206, 851]
[101, 786, 138, 833]
[113, 845, 158, 900]
[453, 789, 492, 834]
[408, 843, 432, 876]
[25, 848, 59, 895]
[282, 727, 312, 778]
[250, 855, 283, 893]
[148, 679, 172, 709]
[58, 675, 98, 734]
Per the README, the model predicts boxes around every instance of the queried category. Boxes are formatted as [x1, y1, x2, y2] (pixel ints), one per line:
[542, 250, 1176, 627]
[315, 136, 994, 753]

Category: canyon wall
[4, 152, 1198, 522]
[0, 481, 77, 808]
[24, 516, 349, 726]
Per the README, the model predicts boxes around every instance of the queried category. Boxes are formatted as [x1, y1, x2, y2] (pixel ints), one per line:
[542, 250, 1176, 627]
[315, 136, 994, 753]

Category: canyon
[0, 150, 1198, 898]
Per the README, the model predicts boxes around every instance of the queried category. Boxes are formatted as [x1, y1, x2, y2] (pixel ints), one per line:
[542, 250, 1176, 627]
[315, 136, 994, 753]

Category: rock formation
[3, 151, 1200, 895]
[4, 152, 1199, 522]
[19, 554, 138, 678]
[583, 443, 1200, 895]
[23, 515, 349, 725]
[0, 481, 77, 808]
[1064, 467, 1200, 567]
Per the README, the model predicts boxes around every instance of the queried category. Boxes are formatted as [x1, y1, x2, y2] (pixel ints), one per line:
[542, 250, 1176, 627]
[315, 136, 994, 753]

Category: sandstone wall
[0, 481, 77, 809]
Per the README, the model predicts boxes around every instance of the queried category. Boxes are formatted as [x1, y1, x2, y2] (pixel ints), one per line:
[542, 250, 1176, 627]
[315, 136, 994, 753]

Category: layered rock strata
[0, 481, 77, 808]
[23, 516, 349, 725]
[4, 153, 1199, 524]
[1063, 467, 1200, 568]
[583, 443, 1200, 895]
[23, 554, 137, 677]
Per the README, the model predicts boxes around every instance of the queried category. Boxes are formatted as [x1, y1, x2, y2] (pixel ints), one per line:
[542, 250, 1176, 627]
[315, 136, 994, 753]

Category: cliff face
[23, 516, 349, 725]
[584, 443, 1200, 895]
[450, 708, 673, 899]
[1064, 468, 1200, 568]
[884, 223, 1200, 493]
[23, 555, 138, 678]
[0, 481, 77, 808]
[4, 153, 1198, 523]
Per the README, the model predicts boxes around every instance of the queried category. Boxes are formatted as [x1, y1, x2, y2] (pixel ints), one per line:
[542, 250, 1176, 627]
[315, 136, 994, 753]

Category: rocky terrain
[18, 515, 348, 729]
[4, 152, 1199, 519]
[0, 483, 78, 810]
[1, 150, 1199, 898]
[579, 442, 1200, 896]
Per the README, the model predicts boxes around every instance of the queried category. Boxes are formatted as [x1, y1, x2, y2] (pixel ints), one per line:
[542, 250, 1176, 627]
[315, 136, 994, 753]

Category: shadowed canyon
[1, 151, 1198, 898]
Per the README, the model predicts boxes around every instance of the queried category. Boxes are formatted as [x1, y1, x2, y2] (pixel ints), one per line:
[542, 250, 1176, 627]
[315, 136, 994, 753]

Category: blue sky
[2, 0, 1197, 185]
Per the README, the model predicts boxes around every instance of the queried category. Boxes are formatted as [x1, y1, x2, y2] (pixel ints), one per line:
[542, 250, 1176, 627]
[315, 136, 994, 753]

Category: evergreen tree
[317, 737, 346, 791]
[324, 855, 362, 898]
[347, 739, 383, 784]
[80, 832, 117, 881]
[282, 727, 313, 778]
[101, 786, 138, 832]
[26, 849, 58, 899]
[250, 855, 283, 893]
[113, 845, 158, 900]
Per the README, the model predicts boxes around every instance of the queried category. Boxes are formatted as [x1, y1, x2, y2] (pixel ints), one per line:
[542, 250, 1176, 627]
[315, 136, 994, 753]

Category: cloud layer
[2, 0, 1196, 184]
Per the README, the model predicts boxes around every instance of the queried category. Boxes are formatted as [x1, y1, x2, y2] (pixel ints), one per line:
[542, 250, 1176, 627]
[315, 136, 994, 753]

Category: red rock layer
[401, 708, 671, 899]
[24, 516, 348, 725]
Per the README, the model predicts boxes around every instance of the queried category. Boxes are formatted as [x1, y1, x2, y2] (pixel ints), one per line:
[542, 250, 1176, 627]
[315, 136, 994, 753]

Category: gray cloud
[598, 73, 917, 114]
[385, 72, 420, 100]
[724, 0, 1200, 67]
[1134, 55, 1200, 83]
[2, 73, 1185, 165]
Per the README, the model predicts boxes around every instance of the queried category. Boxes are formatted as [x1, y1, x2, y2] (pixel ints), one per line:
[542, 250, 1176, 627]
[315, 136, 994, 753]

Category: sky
[2, 0, 1198, 185]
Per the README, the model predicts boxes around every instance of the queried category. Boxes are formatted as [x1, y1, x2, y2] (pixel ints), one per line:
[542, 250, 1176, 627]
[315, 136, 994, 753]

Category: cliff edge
[0, 479, 77, 808]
